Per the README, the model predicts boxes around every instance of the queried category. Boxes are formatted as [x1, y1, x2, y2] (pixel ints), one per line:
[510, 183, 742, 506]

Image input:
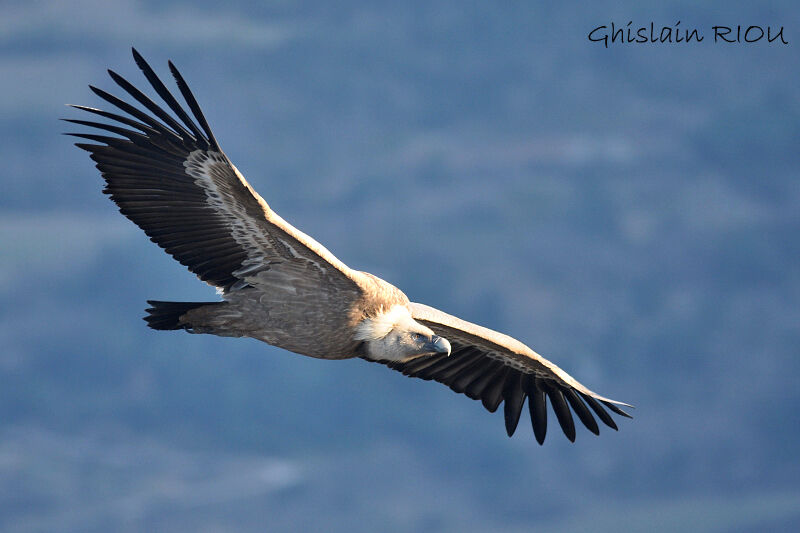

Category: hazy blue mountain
[1, 1, 799, 531]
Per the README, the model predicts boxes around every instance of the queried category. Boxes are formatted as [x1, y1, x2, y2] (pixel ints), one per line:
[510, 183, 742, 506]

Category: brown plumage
[67, 48, 632, 444]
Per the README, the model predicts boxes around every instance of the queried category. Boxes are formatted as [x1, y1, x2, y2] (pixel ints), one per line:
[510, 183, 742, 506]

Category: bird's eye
[412, 333, 422, 341]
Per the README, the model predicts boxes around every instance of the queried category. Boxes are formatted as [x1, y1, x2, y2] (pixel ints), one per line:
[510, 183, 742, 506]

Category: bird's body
[69, 48, 631, 443]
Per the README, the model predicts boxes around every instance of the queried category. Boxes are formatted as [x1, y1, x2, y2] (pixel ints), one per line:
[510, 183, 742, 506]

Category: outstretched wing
[66, 48, 360, 296]
[381, 302, 632, 444]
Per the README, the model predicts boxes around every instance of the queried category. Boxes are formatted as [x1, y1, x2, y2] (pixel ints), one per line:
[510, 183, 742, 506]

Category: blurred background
[1, 1, 799, 531]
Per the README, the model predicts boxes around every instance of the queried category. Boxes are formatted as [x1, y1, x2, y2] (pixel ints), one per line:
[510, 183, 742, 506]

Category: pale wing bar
[66, 48, 250, 290]
[68, 49, 361, 297]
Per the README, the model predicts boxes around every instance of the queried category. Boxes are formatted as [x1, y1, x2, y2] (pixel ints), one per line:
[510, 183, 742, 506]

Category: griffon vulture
[67, 48, 631, 444]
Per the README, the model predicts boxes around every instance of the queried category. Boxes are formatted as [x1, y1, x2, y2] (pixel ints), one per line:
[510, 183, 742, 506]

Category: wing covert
[374, 302, 632, 443]
[67, 48, 360, 296]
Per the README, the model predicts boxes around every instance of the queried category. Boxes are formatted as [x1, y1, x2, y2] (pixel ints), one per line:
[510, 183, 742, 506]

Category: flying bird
[67, 48, 631, 444]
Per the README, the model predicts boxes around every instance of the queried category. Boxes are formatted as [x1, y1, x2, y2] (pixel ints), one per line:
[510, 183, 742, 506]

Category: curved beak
[424, 335, 451, 356]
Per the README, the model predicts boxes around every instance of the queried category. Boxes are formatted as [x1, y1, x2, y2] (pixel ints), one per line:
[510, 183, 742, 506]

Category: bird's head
[356, 305, 451, 363]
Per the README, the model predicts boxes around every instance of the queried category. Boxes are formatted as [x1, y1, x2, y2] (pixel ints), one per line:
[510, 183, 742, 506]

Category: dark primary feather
[66, 48, 250, 290]
[131, 48, 209, 145]
[394, 303, 633, 443]
[373, 337, 626, 444]
[581, 393, 619, 431]
[167, 59, 220, 149]
[564, 388, 600, 435]
[502, 372, 525, 437]
[106, 68, 194, 143]
[544, 383, 576, 442]
[525, 376, 548, 445]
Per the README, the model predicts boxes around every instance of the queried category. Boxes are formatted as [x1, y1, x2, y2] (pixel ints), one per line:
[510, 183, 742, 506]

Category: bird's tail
[144, 300, 222, 330]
